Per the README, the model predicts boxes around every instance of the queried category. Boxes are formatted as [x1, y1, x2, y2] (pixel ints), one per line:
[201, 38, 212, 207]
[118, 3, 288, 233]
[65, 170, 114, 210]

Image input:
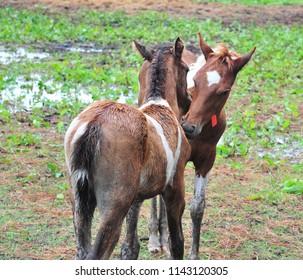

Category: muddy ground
[2, 0, 303, 27]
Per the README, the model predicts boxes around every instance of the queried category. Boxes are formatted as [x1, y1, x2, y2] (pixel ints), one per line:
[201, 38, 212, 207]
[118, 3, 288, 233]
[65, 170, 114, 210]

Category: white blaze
[206, 70, 221, 87]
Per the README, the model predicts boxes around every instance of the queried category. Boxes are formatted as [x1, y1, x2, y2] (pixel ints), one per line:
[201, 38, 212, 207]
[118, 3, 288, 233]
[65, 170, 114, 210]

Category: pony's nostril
[188, 124, 196, 133]
[181, 122, 196, 134]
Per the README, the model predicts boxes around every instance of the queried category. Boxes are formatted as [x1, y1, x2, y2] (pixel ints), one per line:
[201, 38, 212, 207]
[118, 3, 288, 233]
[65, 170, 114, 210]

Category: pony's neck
[146, 46, 171, 101]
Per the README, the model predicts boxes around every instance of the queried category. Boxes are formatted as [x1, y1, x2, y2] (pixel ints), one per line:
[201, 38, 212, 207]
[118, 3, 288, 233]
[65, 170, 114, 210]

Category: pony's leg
[87, 176, 138, 260]
[148, 196, 161, 253]
[121, 200, 143, 260]
[162, 184, 185, 260]
[87, 196, 133, 260]
[189, 152, 215, 260]
[87, 213, 126, 260]
[159, 196, 170, 257]
[71, 180, 96, 260]
[189, 173, 208, 260]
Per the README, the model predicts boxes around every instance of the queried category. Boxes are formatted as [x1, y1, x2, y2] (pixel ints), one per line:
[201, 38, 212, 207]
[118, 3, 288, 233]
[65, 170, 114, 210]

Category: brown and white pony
[64, 38, 191, 260]
[124, 33, 256, 260]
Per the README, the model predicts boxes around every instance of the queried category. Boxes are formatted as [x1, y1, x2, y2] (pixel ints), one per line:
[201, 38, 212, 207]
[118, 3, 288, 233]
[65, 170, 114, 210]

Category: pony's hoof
[148, 246, 161, 254]
[161, 245, 172, 259]
[189, 255, 200, 260]
[161, 245, 170, 254]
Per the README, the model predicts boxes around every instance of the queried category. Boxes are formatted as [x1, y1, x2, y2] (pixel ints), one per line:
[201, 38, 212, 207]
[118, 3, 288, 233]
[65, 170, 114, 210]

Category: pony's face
[181, 33, 256, 139]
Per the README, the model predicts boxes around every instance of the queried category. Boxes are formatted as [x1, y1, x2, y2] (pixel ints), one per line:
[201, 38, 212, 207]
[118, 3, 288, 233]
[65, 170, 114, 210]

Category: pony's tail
[70, 122, 101, 215]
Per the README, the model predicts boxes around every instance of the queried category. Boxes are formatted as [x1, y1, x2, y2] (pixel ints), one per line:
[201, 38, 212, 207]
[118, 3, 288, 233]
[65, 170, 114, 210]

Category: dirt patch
[2, 0, 303, 27]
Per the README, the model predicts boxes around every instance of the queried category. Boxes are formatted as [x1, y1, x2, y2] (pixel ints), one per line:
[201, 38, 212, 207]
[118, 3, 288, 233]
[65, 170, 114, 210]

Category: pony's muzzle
[180, 116, 197, 140]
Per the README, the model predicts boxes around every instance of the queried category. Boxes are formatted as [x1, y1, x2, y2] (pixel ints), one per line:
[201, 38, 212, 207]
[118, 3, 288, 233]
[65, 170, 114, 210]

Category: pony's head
[181, 33, 256, 139]
[133, 38, 190, 117]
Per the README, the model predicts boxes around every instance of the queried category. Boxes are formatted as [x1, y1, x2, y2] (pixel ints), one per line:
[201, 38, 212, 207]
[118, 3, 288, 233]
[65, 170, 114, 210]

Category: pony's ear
[132, 40, 154, 62]
[174, 37, 184, 59]
[198, 32, 213, 60]
[233, 46, 256, 73]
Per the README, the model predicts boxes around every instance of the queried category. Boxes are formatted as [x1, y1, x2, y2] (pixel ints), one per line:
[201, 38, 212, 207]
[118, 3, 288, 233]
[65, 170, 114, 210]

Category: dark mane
[146, 45, 173, 100]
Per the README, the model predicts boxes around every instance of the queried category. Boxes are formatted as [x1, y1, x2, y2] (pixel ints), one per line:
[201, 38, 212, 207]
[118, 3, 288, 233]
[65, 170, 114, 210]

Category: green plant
[281, 179, 303, 195]
[47, 163, 63, 178]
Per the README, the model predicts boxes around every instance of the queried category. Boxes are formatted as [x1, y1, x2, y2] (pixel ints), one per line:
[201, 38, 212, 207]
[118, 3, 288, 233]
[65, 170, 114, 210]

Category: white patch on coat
[70, 122, 89, 180]
[139, 97, 170, 111]
[187, 55, 206, 89]
[145, 115, 181, 185]
[64, 117, 80, 147]
[64, 117, 80, 173]
[76, 169, 88, 183]
[64, 118, 88, 176]
[194, 172, 210, 199]
[167, 126, 182, 185]
[71, 121, 88, 147]
[206, 70, 221, 87]
[145, 115, 173, 185]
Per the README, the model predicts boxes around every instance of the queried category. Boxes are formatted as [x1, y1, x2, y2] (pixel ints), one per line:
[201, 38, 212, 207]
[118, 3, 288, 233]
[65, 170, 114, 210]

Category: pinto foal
[129, 33, 256, 259]
[180, 34, 256, 259]
[64, 38, 191, 260]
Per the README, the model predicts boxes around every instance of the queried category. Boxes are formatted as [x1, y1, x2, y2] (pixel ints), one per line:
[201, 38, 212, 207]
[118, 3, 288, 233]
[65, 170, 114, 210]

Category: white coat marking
[187, 55, 206, 89]
[71, 121, 88, 147]
[76, 169, 88, 183]
[169, 126, 182, 184]
[64, 117, 88, 177]
[145, 115, 181, 185]
[64, 117, 80, 173]
[194, 172, 210, 199]
[145, 115, 174, 185]
[206, 70, 221, 87]
[139, 97, 170, 111]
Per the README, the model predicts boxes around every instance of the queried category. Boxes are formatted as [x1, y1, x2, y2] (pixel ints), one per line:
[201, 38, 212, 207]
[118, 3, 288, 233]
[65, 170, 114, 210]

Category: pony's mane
[209, 43, 240, 69]
[147, 45, 173, 100]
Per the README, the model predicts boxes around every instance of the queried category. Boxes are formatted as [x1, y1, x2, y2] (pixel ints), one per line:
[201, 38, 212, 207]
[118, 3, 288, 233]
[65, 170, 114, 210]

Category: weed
[281, 179, 303, 195]
[47, 163, 63, 178]
[5, 133, 41, 147]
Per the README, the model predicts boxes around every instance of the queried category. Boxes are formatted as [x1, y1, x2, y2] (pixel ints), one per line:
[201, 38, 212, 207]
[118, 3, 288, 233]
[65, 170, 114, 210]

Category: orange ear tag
[211, 114, 217, 127]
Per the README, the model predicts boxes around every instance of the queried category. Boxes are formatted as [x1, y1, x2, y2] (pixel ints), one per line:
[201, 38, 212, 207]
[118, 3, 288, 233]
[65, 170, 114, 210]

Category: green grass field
[0, 2, 302, 260]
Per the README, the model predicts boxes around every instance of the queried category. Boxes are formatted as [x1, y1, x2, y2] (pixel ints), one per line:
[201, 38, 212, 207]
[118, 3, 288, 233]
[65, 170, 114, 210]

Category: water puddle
[0, 45, 131, 111]
[1, 74, 95, 111]
[63, 44, 103, 53]
[256, 136, 303, 164]
[0, 74, 133, 112]
[0, 46, 50, 65]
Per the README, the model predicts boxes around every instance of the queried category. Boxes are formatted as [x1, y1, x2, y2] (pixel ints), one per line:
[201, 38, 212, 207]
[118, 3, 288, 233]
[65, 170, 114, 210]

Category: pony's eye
[220, 89, 230, 96]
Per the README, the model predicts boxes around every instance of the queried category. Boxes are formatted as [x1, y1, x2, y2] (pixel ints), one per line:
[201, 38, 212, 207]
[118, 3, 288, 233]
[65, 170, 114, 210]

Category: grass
[0, 5, 302, 260]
